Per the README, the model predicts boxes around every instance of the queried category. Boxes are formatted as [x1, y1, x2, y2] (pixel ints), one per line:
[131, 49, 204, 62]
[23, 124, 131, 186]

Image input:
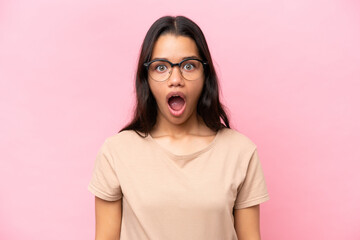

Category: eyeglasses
[143, 58, 207, 82]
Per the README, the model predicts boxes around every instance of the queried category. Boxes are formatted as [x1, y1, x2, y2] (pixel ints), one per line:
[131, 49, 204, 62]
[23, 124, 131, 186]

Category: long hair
[120, 16, 230, 136]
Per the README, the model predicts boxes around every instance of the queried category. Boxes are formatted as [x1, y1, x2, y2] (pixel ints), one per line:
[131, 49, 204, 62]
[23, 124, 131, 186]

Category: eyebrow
[151, 56, 200, 61]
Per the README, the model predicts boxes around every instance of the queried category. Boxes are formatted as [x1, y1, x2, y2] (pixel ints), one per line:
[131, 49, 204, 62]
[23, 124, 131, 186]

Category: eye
[183, 63, 195, 71]
[155, 64, 168, 72]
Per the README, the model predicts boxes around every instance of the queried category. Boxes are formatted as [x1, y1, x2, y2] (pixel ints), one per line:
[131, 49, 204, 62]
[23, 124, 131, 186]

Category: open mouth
[167, 93, 186, 117]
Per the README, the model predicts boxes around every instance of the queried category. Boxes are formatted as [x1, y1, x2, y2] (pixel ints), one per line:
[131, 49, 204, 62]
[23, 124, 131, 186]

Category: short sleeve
[234, 148, 269, 209]
[87, 139, 123, 201]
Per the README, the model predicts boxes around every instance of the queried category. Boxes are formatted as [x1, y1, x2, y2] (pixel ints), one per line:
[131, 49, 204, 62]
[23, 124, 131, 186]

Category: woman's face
[148, 34, 205, 127]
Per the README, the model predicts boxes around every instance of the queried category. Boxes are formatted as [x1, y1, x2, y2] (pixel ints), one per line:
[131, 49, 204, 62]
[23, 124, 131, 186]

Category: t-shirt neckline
[147, 128, 223, 160]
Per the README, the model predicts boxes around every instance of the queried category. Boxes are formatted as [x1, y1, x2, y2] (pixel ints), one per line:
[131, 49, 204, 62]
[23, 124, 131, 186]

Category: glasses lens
[148, 61, 171, 82]
[180, 60, 204, 81]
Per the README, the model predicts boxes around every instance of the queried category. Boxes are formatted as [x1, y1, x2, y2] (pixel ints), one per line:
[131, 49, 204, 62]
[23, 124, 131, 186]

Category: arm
[234, 204, 261, 240]
[95, 196, 122, 240]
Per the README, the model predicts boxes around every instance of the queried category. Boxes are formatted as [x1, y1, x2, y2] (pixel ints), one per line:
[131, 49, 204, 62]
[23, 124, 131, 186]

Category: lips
[166, 91, 186, 117]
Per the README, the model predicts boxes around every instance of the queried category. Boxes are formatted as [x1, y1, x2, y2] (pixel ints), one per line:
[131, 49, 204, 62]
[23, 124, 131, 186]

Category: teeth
[168, 94, 183, 100]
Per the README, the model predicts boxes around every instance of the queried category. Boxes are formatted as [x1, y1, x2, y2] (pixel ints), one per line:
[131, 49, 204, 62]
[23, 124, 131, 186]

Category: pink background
[1, 0, 359, 239]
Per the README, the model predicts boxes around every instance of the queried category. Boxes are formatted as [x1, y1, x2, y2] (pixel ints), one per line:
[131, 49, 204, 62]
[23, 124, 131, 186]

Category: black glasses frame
[143, 58, 208, 70]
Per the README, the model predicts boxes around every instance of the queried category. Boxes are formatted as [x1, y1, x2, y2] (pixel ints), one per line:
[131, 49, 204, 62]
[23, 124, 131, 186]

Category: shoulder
[219, 128, 257, 152]
[102, 130, 146, 150]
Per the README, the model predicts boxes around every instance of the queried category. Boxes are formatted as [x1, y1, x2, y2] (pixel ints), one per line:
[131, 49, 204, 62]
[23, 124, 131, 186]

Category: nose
[167, 66, 184, 87]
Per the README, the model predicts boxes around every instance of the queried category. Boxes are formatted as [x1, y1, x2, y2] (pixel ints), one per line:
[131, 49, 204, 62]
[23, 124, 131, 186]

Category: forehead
[151, 34, 200, 60]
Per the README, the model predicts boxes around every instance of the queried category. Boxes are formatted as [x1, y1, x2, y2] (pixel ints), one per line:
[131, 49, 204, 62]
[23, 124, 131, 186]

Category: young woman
[88, 16, 269, 240]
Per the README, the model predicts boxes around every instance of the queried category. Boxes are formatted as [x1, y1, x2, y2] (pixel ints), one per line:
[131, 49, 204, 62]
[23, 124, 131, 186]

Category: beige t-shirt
[88, 128, 269, 240]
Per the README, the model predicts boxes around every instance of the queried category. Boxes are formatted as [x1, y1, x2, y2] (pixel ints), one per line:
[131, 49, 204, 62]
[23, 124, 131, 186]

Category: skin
[94, 34, 262, 240]
[148, 34, 216, 155]
[234, 205, 262, 240]
[95, 196, 122, 240]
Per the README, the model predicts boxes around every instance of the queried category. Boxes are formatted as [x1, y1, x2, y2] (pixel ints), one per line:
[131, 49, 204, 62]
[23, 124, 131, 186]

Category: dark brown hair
[120, 15, 230, 136]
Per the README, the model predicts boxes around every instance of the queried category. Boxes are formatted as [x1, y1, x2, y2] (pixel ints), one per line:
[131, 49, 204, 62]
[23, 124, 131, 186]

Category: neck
[151, 112, 210, 138]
